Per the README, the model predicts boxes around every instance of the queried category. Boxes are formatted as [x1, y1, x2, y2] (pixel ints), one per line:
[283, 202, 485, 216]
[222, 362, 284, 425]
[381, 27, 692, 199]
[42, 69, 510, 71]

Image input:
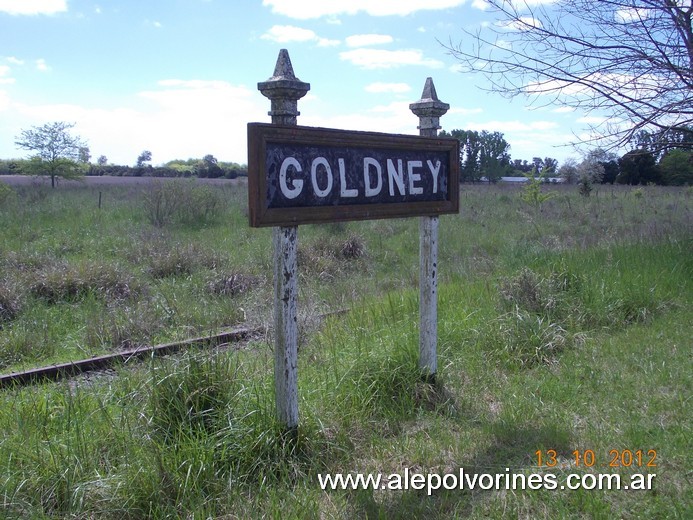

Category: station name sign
[247, 123, 459, 227]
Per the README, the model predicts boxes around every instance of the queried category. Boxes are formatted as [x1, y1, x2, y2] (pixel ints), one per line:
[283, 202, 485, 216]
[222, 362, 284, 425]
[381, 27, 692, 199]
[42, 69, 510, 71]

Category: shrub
[0, 322, 54, 369]
[578, 178, 593, 197]
[520, 170, 555, 209]
[0, 182, 15, 208]
[499, 267, 582, 323]
[0, 278, 24, 324]
[28, 262, 138, 304]
[206, 272, 260, 296]
[340, 235, 366, 260]
[143, 180, 221, 227]
[84, 301, 165, 351]
[150, 356, 236, 441]
[493, 310, 573, 367]
[135, 242, 220, 279]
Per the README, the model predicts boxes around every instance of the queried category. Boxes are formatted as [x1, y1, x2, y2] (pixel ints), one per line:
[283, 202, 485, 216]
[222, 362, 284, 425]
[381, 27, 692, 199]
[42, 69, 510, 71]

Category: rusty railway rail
[0, 326, 260, 389]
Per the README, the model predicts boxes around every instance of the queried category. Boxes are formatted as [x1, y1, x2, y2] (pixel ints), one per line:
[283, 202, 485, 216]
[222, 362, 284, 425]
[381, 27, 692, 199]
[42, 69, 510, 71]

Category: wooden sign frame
[247, 123, 459, 227]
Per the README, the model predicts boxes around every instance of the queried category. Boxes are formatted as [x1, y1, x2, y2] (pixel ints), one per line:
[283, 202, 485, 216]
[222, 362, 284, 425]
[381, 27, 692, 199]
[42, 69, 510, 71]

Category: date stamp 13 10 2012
[535, 449, 658, 469]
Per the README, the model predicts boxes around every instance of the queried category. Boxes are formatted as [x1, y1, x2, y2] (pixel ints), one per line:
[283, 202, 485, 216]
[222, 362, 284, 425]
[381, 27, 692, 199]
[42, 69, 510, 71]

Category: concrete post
[258, 49, 310, 432]
[409, 77, 449, 383]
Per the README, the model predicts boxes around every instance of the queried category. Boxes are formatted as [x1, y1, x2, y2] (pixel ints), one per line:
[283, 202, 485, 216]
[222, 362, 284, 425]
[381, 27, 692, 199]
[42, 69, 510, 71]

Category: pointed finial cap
[420, 77, 440, 103]
[258, 49, 310, 100]
[409, 77, 449, 116]
[270, 49, 298, 81]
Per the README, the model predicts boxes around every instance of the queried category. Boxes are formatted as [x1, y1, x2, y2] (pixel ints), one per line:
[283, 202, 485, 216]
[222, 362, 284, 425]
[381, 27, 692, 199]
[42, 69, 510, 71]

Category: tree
[447, 1, 693, 151]
[601, 160, 620, 184]
[196, 154, 224, 178]
[558, 158, 579, 184]
[577, 159, 604, 186]
[512, 159, 533, 173]
[441, 129, 482, 181]
[633, 126, 693, 159]
[520, 168, 556, 210]
[543, 157, 558, 174]
[78, 146, 91, 164]
[659, 149, 693, 185]
[441, 129, 511, 182]
[14, 121, 87, 187]
[478, 130, 512, 182]
[136, 150, 152, 168]
[617, 150, 661, 184]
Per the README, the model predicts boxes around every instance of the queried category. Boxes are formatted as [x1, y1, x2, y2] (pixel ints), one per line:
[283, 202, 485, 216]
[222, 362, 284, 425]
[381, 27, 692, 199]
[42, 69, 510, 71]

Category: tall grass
[0, 180, 690, 518]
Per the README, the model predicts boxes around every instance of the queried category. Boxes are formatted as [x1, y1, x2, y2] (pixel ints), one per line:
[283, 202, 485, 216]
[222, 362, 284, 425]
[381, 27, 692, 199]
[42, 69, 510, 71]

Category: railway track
[0, 326, 260, 389]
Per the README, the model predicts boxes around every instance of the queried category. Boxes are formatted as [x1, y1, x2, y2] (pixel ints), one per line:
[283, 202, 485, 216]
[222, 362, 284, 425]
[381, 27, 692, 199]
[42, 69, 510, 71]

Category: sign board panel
[247, 123, 459, 227]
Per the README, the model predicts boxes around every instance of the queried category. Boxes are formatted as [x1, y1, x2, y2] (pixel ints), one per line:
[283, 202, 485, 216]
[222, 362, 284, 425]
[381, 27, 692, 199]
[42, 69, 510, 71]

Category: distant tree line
[0, 156, 247, 180]
[83, 152, 247, 179]
[5, 121, 247, 186]
[442, 126, 693, 187]
[5, 120, 690, 188]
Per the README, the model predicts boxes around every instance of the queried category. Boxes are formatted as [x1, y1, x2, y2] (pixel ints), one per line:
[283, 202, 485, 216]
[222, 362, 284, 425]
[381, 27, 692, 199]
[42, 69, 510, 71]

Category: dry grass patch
[0, 278, 24, 324]
[206, 272, 261, 297]
[27, 261, 139, 304]
[130, 240, 221, 279]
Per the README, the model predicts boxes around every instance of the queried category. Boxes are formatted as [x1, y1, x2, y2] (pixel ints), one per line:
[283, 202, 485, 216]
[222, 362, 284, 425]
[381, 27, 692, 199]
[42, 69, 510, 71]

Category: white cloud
[262, 0, 467, 19]
[508, 0, 559, 5]
[576, 115, 610, 125]
[552, 106, 574, 114]
[301, 100, 418, 135]
[261, 25, 317, 42]
[0, 90, 10, 111]
[340, 48, 444, 69]
[0, 65, 14, 85]
[6, 57, 25, 65]
[0, 0, 67, 15]
[465, 120, 558, 135]
[471, 0, 489, 10]
[452, 117, 571, 161]
[261, 25, 340, 47]
[615, 7, 651, 22]
[35, 59, 51, 72]
[345, 34, 393, 47]
[465, 120, 558, 133]
[3, 79, 267, 164]
[497, 16, 543, 31]
[525, 72, 667, 100]
[365, 82, 411, 94]
[449, 107, 483, 115]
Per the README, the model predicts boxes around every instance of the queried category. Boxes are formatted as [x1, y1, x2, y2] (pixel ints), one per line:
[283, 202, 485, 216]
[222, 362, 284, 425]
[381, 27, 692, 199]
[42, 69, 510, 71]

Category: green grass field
[0, 179, 690, 518]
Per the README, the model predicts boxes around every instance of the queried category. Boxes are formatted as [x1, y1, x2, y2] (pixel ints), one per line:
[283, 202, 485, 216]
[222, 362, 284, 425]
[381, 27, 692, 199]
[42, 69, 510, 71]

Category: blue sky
[0, 0, 587, 166]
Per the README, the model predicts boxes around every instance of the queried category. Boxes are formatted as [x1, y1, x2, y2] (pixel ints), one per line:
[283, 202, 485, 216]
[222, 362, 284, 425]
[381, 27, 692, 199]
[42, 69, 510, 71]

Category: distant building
[478, 176, 564, 183]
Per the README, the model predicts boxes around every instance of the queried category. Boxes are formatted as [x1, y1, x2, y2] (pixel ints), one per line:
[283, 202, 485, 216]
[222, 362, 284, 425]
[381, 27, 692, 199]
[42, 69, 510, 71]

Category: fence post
[258, 49, 310, 433]
[409, 78, 449, 383]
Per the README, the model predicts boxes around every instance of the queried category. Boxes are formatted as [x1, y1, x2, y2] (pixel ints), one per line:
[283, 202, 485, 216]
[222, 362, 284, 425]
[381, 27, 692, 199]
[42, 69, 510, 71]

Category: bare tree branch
[444, 0, 693, 151]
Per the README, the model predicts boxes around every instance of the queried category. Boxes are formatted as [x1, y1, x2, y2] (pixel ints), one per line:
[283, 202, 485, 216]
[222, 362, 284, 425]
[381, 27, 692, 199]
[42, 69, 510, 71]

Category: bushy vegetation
[142, 179, 223, 227]
[0, 156, 248, 180]
[0, 180, 690, 518]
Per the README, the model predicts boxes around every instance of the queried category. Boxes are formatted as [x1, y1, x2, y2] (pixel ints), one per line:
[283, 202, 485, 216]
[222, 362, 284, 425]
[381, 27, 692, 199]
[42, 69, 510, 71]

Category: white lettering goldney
[278, 156, 443, 200]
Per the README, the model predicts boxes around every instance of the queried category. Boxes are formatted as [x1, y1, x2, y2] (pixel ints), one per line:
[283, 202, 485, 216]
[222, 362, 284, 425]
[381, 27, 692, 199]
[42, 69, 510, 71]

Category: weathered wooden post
[257, 49, 310, 433]
[410, 78, 449, 383]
